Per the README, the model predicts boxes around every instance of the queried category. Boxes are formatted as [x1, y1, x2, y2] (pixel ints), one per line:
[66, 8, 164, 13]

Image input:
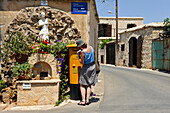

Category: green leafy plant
[6, 32, 34, 56]
[12, 63, 33, 80]
[163, 18, 170, 31]
[0, 80, 7, 91]
[51, 41, 68, 58]
[55, 61, 69, 106]
[55, 42, 69, 106]
[99, 38, 113, 49]
[1, 31, 35, 62]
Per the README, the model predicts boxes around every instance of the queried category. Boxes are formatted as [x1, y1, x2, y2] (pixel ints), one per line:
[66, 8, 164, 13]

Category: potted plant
[1, 31, 35, 63]
[12, 63, 34, 80]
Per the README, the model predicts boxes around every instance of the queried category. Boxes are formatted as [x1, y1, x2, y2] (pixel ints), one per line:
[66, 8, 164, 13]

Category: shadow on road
[90, 97, 100, 104]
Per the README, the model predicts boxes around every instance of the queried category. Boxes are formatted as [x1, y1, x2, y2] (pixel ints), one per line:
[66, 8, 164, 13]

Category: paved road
[99, 65, 170, 113]
[1, 65, 170, 113]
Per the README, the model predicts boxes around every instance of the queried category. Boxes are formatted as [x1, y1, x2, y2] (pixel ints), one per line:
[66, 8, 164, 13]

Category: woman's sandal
[77, 101, 86, 106]
[85, 101, 90, 105]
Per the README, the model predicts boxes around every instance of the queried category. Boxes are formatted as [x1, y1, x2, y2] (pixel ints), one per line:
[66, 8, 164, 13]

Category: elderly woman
[76, 39, 98, 106]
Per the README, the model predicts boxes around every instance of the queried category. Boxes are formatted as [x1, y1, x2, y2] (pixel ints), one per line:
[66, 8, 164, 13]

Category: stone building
[98, 17, 144, 64]
[118, 22, 164, 69]
[0, 0, 99, 58]
[0, 0, 98, 105]
[0, 0, 99, 73]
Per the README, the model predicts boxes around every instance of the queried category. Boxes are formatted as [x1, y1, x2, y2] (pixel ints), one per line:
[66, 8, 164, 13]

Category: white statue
[39, 12, 49, 41]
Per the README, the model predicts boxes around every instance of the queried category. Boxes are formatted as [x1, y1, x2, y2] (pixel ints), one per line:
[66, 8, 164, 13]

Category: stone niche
[16, 53, 60, 106]
[28, 53, 59, 79]
[33, 62, 51, 79]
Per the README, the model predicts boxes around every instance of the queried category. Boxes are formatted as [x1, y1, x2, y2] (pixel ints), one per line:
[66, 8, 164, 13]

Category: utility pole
[103, 0, 118, 66]
[115, 0, 118, 66]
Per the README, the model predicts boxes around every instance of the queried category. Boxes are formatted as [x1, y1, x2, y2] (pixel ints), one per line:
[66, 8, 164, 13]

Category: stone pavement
[0, 69, 104, 111]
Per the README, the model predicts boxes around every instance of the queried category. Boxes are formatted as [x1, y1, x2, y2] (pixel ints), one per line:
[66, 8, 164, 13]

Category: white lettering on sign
[23, 83, 31, 89]
[41, 0, 48, 6]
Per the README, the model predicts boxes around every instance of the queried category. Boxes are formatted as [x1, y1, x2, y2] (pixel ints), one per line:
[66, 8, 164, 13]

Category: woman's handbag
[93, 49, 100, 74]
[95, 60, 100, 74]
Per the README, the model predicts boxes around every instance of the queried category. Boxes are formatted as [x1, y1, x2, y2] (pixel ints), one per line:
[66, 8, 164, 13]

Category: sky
[95, 0, 170, 24]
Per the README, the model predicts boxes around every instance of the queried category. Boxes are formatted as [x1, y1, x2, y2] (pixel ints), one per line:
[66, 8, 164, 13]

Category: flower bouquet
[32, 40, 52, 54]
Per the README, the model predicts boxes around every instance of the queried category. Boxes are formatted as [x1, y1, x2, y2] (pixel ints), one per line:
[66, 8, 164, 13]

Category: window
[127, 24, 136, 29]
[121, 44, 125, 51]
[98, 24, 112, 37]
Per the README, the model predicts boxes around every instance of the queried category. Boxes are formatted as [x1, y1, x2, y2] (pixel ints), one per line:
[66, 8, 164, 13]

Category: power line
[103, 0, 115, 9]
[97, 0, 105, 7]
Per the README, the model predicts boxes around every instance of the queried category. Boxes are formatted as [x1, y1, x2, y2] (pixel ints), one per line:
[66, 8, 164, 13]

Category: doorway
[136, 36, 143, 68]
[101, 55, 104, 64]
[129, 37, 137, 66]
[106, 42, 115, 65]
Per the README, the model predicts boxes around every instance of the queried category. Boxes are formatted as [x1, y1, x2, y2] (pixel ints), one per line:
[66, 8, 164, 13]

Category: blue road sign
[71, 2, 87, 14]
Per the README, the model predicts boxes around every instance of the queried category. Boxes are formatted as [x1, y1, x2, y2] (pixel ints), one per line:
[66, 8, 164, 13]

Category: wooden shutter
[107, 25, 112, 37]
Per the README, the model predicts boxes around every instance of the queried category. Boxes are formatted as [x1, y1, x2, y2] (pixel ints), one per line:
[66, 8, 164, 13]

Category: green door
[152, 40, 164, 70]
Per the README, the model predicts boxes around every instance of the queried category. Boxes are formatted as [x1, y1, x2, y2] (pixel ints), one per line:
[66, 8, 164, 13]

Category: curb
[101, 64, 170, 77]
[3, 99, 70, 111]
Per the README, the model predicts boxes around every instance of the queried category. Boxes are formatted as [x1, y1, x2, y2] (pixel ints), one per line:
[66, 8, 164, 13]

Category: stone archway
[4, 6, 81, 44]
[28, 53, 58, 79]
[33, 61, 52, 79]
[1, 6, 82, 79]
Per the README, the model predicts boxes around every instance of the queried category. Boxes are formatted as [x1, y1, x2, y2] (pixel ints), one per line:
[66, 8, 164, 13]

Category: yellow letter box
[67, 44, 82, 100]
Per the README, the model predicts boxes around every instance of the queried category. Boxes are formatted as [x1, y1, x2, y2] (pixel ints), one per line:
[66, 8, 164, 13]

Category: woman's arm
[79, 51, 85, 64]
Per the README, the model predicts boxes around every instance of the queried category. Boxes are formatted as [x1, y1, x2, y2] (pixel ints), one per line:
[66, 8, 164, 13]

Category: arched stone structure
[33, 62, 52, 79]
[1, 6, 81, 79]
[5, 6, 81, 44]
[28, 53, 59, 79]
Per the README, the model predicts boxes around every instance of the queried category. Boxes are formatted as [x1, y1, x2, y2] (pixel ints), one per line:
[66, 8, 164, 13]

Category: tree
[163, 18, 170, 31]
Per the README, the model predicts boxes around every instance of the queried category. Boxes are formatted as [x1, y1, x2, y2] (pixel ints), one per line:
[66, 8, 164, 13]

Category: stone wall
[98, 47, 106, 64]
[118, 27, 163, 69]
[89, 0, 99, 60]
[17, 80, 61, 105]
[0, 11, 18, 38]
